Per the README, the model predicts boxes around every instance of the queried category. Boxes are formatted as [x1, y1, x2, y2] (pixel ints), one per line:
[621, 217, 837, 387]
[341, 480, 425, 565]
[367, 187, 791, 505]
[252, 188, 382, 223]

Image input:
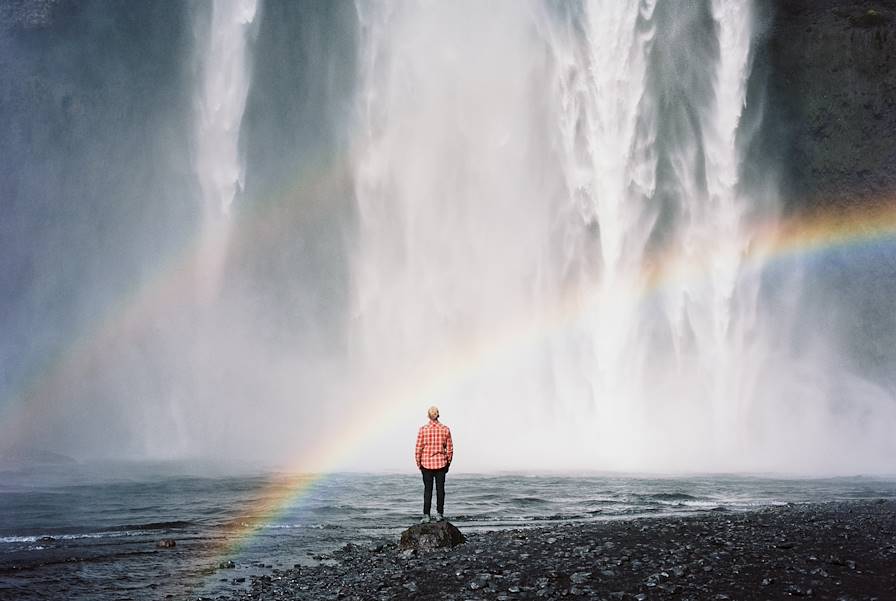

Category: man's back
[415, 419, 453, 470]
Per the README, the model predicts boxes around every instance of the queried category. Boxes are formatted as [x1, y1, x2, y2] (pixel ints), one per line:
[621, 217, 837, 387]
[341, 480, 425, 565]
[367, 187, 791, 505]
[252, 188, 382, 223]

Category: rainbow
[2, 187, 895, 582]
[0, 156, 340, 448]
[187, 195, 896, 586]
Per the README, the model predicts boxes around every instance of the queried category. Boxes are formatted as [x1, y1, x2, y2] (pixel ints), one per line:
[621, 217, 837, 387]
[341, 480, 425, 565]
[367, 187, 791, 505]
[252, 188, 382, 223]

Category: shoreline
[217, 499, 896, 600]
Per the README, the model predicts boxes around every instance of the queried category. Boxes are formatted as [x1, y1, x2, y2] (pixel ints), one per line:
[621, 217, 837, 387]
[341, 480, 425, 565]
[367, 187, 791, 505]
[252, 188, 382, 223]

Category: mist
[1, 0, 894, 475]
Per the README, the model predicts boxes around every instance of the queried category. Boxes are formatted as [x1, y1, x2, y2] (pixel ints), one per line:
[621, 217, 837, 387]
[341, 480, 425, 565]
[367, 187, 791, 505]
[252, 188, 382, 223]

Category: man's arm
[414, 428, 424, 469]
[445, 428, 453, 465]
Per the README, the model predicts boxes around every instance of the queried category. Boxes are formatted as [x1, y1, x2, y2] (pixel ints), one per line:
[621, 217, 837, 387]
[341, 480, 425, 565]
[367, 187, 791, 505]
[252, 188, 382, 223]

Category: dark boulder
[399, 521, 465, 552]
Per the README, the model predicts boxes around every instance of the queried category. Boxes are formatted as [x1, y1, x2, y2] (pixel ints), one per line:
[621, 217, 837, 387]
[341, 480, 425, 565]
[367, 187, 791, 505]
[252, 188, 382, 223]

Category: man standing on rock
[415, 406, 453, 523]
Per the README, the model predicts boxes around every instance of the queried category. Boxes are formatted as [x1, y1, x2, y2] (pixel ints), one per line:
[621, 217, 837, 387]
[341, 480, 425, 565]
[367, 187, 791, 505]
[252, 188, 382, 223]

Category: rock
[570, 571, 589, 584]
[156, 539, 176, 548]
[168, 500, 896, 600]
[398, 521, 465, 552]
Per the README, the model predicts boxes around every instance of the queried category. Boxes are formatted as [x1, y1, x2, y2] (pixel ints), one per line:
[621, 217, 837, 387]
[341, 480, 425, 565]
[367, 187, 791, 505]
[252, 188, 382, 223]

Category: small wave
[463, 492, 504, 501]
[118, 520, 193, 531]
[510, 496, 549, 505]
[1, 535, 39, 543]
[637, 492, 704, 502]
[619, 506, 661, 514]
[1, 530, 147, 544]
[529, 514, 578, 521]
[0, 521, 193, 545]
[585, 498, 621, 505]
[259, 523, 341, 530]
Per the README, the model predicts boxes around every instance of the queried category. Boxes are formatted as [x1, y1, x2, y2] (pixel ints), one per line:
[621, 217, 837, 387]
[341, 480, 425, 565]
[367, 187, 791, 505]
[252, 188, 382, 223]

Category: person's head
[427, 406, 439, 421]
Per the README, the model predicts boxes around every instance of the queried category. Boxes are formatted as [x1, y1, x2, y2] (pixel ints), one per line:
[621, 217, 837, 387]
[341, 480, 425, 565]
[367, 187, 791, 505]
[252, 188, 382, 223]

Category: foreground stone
[221, 500, 896, 601]
[399, 521, 465, 552]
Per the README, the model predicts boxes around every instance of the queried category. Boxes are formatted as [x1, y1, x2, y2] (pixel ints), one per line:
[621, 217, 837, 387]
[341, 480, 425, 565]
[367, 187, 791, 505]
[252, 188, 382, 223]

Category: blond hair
[427, 406, 439, 420]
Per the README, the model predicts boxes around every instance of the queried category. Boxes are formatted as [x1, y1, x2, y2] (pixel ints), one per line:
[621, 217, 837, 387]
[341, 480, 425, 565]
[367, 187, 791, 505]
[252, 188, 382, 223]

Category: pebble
[213, 500, 896, 601]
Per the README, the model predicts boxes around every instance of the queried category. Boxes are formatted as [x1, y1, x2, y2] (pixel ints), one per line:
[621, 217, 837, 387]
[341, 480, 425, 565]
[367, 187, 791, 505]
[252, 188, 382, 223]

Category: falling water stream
[2, 0, 894, 475]
[188, 0, 258, 456]
[193, 0, 258, 301]
[347, 0, 893, 472]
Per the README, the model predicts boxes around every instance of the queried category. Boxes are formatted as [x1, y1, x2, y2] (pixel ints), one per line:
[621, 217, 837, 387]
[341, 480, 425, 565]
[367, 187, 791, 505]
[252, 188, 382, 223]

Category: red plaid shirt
[415, 419, 453, 470]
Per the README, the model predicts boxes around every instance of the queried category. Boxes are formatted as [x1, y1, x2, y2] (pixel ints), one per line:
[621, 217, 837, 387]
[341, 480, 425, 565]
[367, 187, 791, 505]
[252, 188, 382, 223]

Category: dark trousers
[421, 467, 446, 515]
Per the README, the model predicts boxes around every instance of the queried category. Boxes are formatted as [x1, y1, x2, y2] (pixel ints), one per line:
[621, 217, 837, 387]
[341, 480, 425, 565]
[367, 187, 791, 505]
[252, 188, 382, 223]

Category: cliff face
[767, 0, 896, 210]
[763, 1, 896, 386]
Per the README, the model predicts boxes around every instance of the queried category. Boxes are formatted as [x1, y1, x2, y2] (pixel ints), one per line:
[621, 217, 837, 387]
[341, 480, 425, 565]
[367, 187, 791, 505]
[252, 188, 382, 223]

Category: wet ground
[222, 499, 896, 601]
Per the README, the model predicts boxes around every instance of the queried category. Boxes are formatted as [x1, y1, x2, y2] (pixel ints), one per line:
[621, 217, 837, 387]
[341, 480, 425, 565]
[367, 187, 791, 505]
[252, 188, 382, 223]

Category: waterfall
[182, 0, 258, 454]
[4, 0, 895, 471]
[350, 1, 780, 470]
[672, 0, 759, 447]
[547, 0, 662, 462]
[193, 0, 258, 303]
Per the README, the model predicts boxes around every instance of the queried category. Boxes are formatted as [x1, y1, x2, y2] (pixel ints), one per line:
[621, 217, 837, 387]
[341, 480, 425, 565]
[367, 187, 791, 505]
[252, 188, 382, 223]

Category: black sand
[213, 500, 896, 601]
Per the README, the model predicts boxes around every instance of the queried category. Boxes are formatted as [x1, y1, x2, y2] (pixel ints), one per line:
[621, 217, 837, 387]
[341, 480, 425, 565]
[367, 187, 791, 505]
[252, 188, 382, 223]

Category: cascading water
[4, 0, 895, 474]
[546, 0, 663, 463]
[349, 0, 815, 471]
[193, 0, 258, 302]
[675, 0, 759, 448]
[184, 0, 258, 453]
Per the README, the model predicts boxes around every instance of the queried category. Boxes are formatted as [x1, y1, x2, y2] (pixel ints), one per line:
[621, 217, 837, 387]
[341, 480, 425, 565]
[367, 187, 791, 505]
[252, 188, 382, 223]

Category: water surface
[2, 463, 895, 600]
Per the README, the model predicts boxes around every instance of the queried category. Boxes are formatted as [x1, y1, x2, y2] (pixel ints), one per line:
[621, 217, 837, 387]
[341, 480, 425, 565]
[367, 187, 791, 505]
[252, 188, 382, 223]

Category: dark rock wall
[763, 1, 896, 387]
[767, 0, 896, 210]
[0, 1, 197, 419]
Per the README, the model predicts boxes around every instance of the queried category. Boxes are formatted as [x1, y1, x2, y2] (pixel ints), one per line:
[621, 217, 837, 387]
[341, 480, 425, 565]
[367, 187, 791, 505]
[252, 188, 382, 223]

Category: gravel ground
[209, 499, 896, 601]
